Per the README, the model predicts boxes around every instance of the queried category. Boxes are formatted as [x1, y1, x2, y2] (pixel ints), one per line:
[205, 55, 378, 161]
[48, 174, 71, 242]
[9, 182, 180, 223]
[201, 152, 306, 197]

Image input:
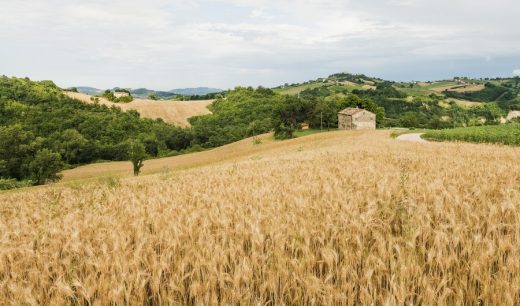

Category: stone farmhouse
[338, 108, 376, 130]
[114, 91, 130, 98]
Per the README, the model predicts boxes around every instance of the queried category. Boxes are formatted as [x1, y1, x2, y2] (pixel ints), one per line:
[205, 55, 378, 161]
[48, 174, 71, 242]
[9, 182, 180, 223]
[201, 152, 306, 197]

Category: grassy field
[1, 130, 520, 304]
[395, 82, 483, 108]
[424, 123, 520, 146]
[65, 92, 212, 127]
[274, 83, 324, 95]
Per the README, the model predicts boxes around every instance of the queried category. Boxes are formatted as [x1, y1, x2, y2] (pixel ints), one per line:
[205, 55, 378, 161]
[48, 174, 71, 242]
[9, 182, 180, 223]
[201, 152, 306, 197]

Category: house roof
[338, 107, 366, 116]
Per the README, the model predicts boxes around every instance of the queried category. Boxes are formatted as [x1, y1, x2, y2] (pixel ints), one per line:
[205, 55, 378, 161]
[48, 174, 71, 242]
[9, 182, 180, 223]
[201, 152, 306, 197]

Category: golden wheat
[1, 131, 520, 305]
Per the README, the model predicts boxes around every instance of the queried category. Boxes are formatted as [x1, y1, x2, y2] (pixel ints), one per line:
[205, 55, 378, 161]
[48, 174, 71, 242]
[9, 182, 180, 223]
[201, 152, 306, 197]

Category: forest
[0, 77, 192, 188]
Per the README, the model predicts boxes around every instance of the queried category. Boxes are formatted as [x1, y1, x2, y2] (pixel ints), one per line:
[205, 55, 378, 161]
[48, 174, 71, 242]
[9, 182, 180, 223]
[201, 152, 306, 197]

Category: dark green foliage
[0, 76, 189, 185]
[165, 127, 193, 151]
[273, 95, 312, 139]
[496, 98, 520, 111]
[189, 87, 279, 147]
[176, 92, 226, 101]
[29, 149, 63, 185]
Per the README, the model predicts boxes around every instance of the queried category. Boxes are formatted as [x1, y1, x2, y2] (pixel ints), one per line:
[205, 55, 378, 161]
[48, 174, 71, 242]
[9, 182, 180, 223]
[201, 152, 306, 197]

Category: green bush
[0, 178, 33, 190]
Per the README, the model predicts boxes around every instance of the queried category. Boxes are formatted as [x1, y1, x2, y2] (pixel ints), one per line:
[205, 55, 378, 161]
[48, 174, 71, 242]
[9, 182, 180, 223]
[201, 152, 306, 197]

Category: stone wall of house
[352, 112, 376, 130]
[338, 114, 352, 129]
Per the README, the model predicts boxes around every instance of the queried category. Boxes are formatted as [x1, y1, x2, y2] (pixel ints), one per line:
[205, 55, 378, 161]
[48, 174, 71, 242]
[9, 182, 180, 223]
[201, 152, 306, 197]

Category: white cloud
[514, 70, 520, 76]
[0, 0, 519, 89]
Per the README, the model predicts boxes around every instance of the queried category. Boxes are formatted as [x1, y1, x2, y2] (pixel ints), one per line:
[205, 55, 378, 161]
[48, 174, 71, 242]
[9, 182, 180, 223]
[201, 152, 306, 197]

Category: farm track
[396, 133, 427, 143]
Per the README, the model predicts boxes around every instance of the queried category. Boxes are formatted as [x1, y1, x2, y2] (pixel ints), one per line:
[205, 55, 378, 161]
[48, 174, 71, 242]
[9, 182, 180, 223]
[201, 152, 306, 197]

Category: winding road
[396, 133, 427, 143]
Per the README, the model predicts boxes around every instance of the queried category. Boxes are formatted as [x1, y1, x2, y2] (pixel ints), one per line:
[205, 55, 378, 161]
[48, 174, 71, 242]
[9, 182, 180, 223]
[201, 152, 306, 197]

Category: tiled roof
[338, 107, 364, 115]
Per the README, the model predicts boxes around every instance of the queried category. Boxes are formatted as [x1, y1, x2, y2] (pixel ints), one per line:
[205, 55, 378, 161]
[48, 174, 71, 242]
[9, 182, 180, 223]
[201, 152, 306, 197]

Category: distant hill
[76, 86, 102, 95]
[169, 87, 223, 96]
[75, 86, 223, 98]
[130, 88, 177, 99]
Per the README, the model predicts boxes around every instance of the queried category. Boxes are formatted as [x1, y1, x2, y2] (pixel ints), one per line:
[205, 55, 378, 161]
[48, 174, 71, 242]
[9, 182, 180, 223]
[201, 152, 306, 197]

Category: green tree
[310, 98, 338, 130]
[399, 112, 420, 128]
[148, 93, 158, 100]
[29, 149, 63, 185]
[49, 129, 89, 164]
[0, 125, 38, 180]
[449, 104, 469, 128]
[273, 96, 311, 139]
[129, 141, 146, 176]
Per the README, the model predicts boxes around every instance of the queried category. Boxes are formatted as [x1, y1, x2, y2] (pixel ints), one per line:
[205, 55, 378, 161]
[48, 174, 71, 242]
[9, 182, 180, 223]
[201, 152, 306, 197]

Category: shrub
[0, 178, 33, 190]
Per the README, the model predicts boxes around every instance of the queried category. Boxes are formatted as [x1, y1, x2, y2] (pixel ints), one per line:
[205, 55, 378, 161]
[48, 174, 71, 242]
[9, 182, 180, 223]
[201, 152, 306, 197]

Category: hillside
[2, 130, 520, 304]
[65, 92, 212, 127]
[274, 73, 520, 129]
[0, 76, 200, 188]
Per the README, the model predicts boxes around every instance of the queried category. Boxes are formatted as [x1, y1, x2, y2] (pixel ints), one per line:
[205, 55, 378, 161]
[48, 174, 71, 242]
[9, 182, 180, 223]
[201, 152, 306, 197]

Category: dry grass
[65, 92, 212, 127]
[60, 133, 282, 182]
[2, 130, 520, 305]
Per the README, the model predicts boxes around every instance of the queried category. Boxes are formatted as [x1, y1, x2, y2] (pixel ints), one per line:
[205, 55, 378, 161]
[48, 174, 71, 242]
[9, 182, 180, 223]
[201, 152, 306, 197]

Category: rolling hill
[170, 87, 223, 96]
[65, 92, 212, 127]
[2, 129, 520, 304]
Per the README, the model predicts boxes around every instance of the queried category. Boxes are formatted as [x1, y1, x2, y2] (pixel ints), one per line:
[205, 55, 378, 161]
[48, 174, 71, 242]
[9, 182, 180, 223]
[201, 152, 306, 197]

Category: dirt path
[396, 133, 427, 143]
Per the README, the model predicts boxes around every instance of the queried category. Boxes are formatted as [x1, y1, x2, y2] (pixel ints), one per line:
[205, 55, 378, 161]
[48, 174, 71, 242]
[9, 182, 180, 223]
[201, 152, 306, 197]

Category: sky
[1, 0, 519, 90]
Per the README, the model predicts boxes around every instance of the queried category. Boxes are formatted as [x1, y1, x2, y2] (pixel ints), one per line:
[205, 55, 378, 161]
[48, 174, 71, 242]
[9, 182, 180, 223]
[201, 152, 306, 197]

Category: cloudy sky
[1, 0, 519, 90]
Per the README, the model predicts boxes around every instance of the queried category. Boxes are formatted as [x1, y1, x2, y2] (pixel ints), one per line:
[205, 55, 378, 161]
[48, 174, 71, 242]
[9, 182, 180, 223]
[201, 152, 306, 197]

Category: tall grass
[1, 131, 520, 304]
[423, 123, 520, 145]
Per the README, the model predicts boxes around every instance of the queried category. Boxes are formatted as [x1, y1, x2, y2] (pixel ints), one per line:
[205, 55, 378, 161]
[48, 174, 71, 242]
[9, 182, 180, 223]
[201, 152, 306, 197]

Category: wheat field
[1, 131, 520, 305]
[65, 92, 212, 127]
